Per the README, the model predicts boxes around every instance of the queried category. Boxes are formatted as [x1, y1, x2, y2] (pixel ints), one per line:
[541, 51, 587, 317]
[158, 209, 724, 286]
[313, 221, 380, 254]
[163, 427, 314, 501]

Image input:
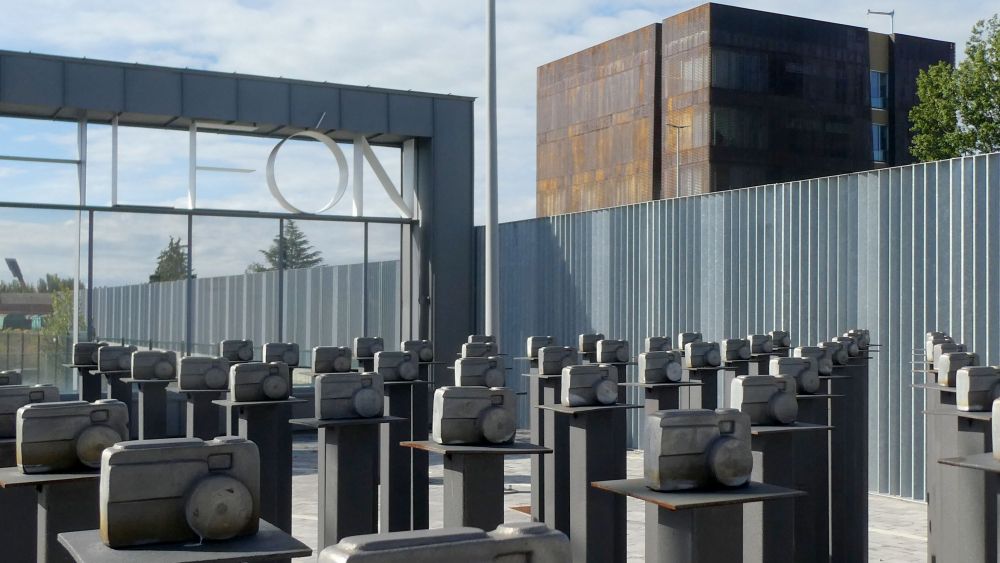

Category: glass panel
[115, 126, 189, 207]
[872, 124, 888, 162]
[870, 71, 888, 109]
[0, 117, 80, 205]
[366, 223, 402, 348]
[0, 207, 80, 389]
[357, 144, 406, 218]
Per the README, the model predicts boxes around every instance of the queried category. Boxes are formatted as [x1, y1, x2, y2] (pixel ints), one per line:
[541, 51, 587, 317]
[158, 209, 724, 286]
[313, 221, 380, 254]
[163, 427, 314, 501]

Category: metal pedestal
[525, 361, 545, 523]
[182, 390, 224, 439]
[380, 381, 429, 531]
[686, 367, 725, 410]
[99, 371, 134, 438]
[938, 452, 1000, 562]
[540, 373, 569, 533]
[400, 440, 550, 532]
[828, 357, 869, 563]
[64, 365, 100, 402]
[215, 398, 305, 534]
[123, 379, 171, 440]
[593, 479, 804, 563]
[794, 393, 838, 563]
[0, 440, 35, 563]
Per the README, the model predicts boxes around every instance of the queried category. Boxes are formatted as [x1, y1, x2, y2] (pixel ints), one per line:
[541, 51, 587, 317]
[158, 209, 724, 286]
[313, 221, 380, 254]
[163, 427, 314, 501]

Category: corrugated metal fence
[479, 152, 1000, 501]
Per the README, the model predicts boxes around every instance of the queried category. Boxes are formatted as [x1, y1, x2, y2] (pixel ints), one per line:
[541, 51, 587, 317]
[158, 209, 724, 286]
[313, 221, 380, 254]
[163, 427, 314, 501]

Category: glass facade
[870, 70, 888, 109]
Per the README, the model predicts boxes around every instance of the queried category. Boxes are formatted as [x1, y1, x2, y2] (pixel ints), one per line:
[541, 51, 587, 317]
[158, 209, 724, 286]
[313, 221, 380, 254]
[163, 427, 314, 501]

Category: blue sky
[0, 0, 990, 285]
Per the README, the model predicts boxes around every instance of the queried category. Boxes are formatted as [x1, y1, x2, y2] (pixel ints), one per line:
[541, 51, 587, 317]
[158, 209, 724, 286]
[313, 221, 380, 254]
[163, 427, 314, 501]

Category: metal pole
[675, 127, 680, 196]
[484, 0, 499, 340]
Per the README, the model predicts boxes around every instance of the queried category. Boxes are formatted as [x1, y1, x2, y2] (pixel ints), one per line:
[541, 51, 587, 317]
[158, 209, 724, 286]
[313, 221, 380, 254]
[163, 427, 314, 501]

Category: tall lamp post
[666, 123, 688, 196]
[484, 0, 499, 341]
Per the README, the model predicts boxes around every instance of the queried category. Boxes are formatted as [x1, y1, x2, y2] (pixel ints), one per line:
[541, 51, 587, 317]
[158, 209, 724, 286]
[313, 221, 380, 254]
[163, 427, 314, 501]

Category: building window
[870, 70, 888, 109]
[872, 124, 889, 162]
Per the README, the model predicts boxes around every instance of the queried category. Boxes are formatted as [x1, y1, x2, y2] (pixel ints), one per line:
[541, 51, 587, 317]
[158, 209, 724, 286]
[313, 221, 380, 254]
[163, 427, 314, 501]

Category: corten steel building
[536, 3, 954, 216]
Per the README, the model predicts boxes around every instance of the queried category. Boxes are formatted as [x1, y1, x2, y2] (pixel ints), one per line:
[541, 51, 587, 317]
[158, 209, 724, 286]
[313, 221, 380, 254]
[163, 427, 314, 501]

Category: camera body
[731, 375, 798, 425]
[720, 339, 751, 362]
[17, 399, 128, 473]
[220, 339, 254, 362]
[578, 333, 604, 359]
[315, 372, 384, 419]
[131, 350, 177, 380]
[0, 384, 60, 438]
[402, 340, 434, 363]
[374, 351, 418, 382]
[932, 342, 966, 368]
[770, 356, 819, 394]
[455, 357, 505, 388]
[769, 330, 792, 348]
[312, 346, 353, 374]
[793, 346, 833, 375]
[561, 364, 618, 407]
[834, 336, 861, 357]
[937, 352, 979, 387]
[844, 329, 870, 349]
[684, 341, 721, 368]
[925, 333, 952, 363]
[956, 366, 1000, 411]
[526, 336, 555, 360]
[467, 335, 495, 344]
[98, 345, 137, 372]
[263, 342, 300, 367]
[596, 339, 630, 363]
[538, 346, 579, 375]
[644, 408, 753, 491]
[73, 341, 107, 366]
[354, 337, 385, 359]
[638, 351, 683, 383]
[818, 341, 849, 365]
[229, 362, 291, 402]
[747, 334, 773, 355]
[645, 336, 672, 353]
[100, 436, 260, 547]
[0, 370, 21, 386]
[462, 342, 497, 358]
[178, 356, 230, 391]
[317, 522, 570, 563]
[432, 386, 516, 445]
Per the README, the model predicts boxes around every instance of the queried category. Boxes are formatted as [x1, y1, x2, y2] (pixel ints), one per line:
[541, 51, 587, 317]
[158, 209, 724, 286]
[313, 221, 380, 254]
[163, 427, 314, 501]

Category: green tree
[910, 15, 1000, 160]
[149, 236, 191, 282]
[247, 220, 323, 273]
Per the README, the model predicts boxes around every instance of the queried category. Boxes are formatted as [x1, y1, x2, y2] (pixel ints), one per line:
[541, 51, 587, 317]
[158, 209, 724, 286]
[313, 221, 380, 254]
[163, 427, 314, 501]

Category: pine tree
[149, 236, 191, 282]
[247, 220, 323, 273]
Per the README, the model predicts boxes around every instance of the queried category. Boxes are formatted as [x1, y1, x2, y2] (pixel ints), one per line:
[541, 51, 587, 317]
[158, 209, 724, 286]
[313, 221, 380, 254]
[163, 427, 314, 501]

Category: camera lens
[204, 367, 227, 389]
[76, 424, 123, 468]
[333, 355, 351, 373]
[593, 378, 617, 405]
[154, 360, 174, 379]
[399, 360, 418, 381]
[353, 387, 382, 418]
[238, 346, 252, 361]
[484, 367, 505, 388]
[707, 435, 752, 487]
[479, 406, 515, 444]
[185, 475, 254, 540]
[666, 361, 683, 382]
[261, 374, 288, 400]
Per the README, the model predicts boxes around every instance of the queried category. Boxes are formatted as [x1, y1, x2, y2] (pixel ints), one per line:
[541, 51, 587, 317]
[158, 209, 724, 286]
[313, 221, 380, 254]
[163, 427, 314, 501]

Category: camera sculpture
[578, 333, 605, 360]
[720, 338, 752, 362]
[432, 387, 516, 445]
[402, 340, 434, 363]
[315, 372, 384, 419]
[561, 364, 618, 406]
[684, 341, 722, 368]
[263, 342, 300, 367]
[819, 341, 850, 366]
[638, 351, 683, 383]
[992, 399, 1000, 458]
[931, 342, 966, 369]
[645, 336, 672, 353]
[845, 329, 870, 349]
[312, 346, 353, 374]
[596, 339, 630, 363]
[99, 436, 260, 547]
[537, 346, 579, 375]
[526, 336, 555, 360]
[644, 408, 753, 491]
[677, 332, 703, 350]
[747, 334, 773, 355]
[0, 370, 20, 386]
[462, 342, 498, 359]
[925, 333, 953, 364]
[229, 362, 291, 402]
[793, 346, 834, 375]
[16, 399, 128, 473]
[131, 350, 177, 381]
[354, 337, 385, 359]
[73, 341, 108, 366]
[956, 366, 1000, 411]
[770, 330, 792, 348]
[98, 345, 137, 373]
[374, 351, 419, 381]
[468, 335, 495, 344]
[937, 352, 979, 387]
[178, 356, 230, 391]
[318, 522, 570, 562]
[455, 357, 505, 388]
[731, 375, 798, 425]
[0, 384, 60, 438]
[770, 356, 820, 394]
[220, 339, 254, 362]
[834, 336, 861, 357]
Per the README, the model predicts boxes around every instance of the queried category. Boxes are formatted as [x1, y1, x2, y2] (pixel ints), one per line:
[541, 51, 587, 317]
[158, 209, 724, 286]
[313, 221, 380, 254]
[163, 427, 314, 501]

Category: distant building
[536, 3, 954, 216]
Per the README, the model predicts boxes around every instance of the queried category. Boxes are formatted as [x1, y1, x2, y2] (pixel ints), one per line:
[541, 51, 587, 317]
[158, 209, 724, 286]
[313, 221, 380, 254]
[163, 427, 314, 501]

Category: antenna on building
[867, 9, 895, 35]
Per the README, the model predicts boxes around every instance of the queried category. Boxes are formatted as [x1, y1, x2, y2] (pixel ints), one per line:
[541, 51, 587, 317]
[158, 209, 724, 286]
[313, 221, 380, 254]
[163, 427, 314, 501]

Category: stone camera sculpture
[97, 345, 137, 373]
[747, 334, 774, 355]
[931, 342, 966, 369]
[730, 375, 798, 425]
[220, 339, 254, 362]
[374, 351, 419, 381]
[818, 341, 850, 366]
[537, 346, 579, 375]
[99, 436, 260, 547]
[432, 387, 516, 445]
[462, 341, 498, 358]
[178, 356, 231, 391]
[937, 351, 979, 387]
[17, 399, 128, 473]
[992, 399, 1000, 459]
[925, 332, 953, 364]
[720, 338, 752, 362]
[318, 522, 570, 562]
[644, 408, 753, 491]
[402, 340, 434, 363]
[354, 337, 385, 359]
[73, 341, 108, 366]
[684, 341, 722, 368]
[0, 384, 60, 438]
[468, 335, 495, 344]
[645, 336, 672, 353]
[595, 339, 630, 363]
[315, 372, 384, 419]
[263, 342, 300, 367]
[770, 356, 820, 394]
[0, 370, 21, 386]
[526, 336, 556, 360]
[312, 346, 353, 374]
[844, 329, 870, 349]
[578, 333, 605, 360]
[131, 350, 177, 381]
[833, 336, 861, 358]
[230, 362, 291, 402]
[455, 357, 505, 388]
[793, 346, 834, 375]
[561, 364, 618, 406]
[638, 351, 683, 384]
[956, 366, 1000, 411]
[677, 332, 703, 350]
[769, 330, 792, 348]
